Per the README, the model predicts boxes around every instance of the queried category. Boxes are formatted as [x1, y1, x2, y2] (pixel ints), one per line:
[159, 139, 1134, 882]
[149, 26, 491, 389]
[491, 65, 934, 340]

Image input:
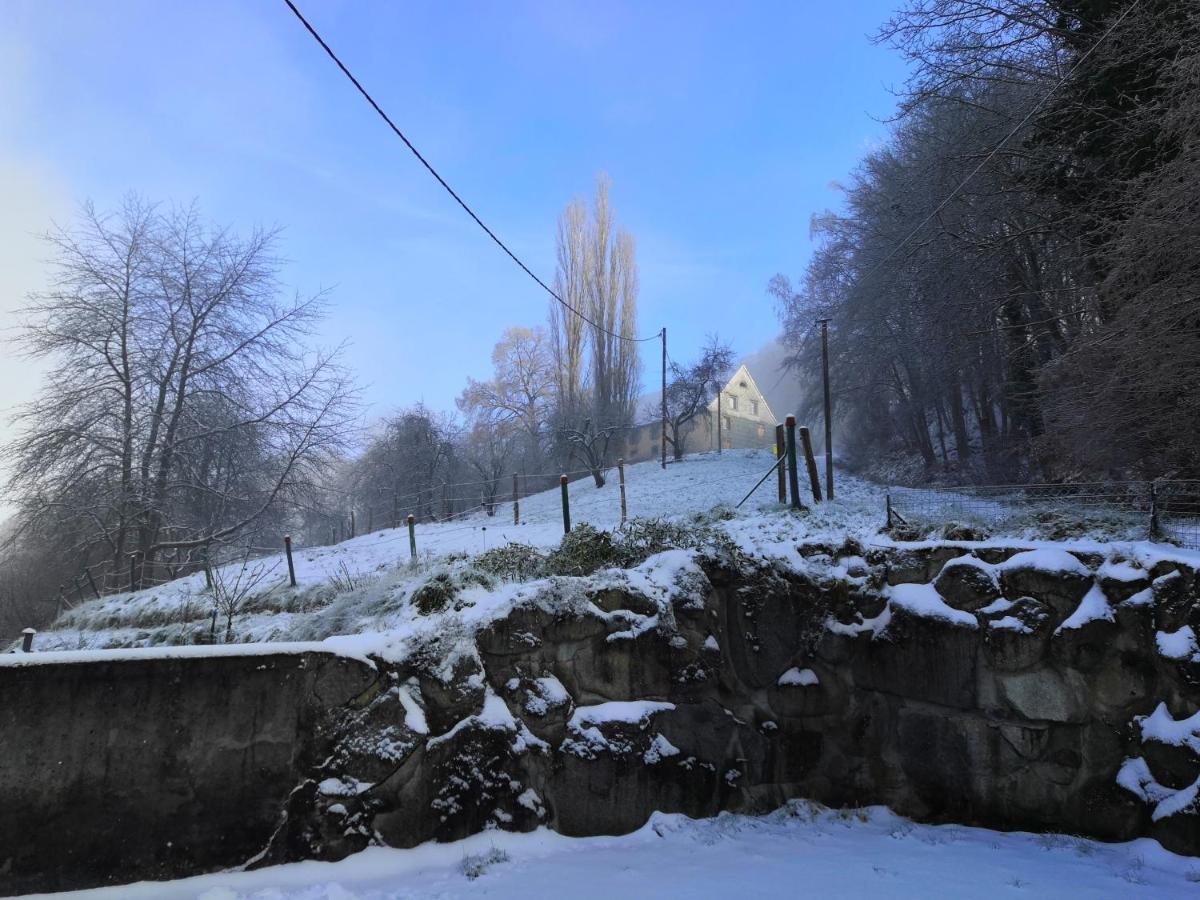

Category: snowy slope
[24, 448, 1200, 653]
[38, 802, 1198, 899]
[29, 451, 883, 651]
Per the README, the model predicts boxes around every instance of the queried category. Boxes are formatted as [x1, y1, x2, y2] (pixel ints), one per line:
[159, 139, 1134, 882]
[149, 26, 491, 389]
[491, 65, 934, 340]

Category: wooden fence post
[1150, 482, 1160, 540]
[799, 426, 823, 502]
[350, 509, 356, 539]
[560, 475, 571, 534]
[513, 473, 520, 525]
[21, 628, 35, 652]
[85, 568, 101, 600]
[367, 507, 374, 534]
[886, 494, 894, 529]
[284, 535, 297, 587]
[775, 424, 786, 503]
[407, 514, 417, 564]
[785, 415, 802, 511]
[618, 458, 628, 526]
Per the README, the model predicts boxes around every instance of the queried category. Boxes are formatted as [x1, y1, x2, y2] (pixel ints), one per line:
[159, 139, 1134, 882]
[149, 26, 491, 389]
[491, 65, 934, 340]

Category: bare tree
[549, 175, 642, 487]
[3, 197, 357, 593]
[661, 337, 735, 461]
[210, 552, 281, 642]
[459, 326, 553, 472]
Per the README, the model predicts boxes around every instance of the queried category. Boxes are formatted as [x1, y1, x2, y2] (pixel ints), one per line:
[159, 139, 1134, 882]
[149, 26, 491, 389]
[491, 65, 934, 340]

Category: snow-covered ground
[29, 451, 886, 651]
[39, 802, 1198, 899]
[24, 449, 1200, 654]
[14, 452, 1200, 898]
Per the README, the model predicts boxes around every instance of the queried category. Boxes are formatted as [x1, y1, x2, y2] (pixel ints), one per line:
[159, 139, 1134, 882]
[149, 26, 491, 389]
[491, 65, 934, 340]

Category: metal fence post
[785, 415, 802, 511]
[407, 514, 417, 564]
[284, 535, 297, 587]
[618, 458, 628, 526]
[775, 424, 786, 503]
[560, 475, 571, 534]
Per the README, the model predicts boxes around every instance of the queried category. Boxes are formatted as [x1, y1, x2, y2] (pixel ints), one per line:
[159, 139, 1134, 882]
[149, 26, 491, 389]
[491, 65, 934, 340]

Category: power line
[853, 0, 1140, 293]
[281, 0, 661, 344]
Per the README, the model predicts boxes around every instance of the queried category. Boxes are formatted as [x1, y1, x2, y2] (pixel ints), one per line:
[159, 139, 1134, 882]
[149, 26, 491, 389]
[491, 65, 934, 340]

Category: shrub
[619, 518, 695, 561]
[475, 543, 548, 581]
[546, 523, 623, 576]
[410, 567, 494, 615]
[461, 846, 510, 880]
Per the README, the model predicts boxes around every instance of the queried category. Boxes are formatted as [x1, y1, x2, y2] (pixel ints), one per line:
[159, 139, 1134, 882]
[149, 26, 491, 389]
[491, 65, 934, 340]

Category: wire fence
[887, 480, 1200, 549]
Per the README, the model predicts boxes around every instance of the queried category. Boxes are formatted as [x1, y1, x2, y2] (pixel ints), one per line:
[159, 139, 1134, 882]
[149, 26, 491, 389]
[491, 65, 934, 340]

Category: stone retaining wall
[3, 542, 1198, 893]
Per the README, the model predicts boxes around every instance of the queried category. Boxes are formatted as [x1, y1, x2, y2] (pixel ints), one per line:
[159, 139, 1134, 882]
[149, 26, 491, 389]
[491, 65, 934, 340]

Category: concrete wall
[0, 649, 376, 895]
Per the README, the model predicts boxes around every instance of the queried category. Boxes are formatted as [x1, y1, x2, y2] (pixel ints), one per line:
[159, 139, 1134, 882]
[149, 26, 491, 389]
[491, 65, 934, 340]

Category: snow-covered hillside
[26, 449, 1200, 654]
[47, 802, 1198, 899]
[30, 451, 884, 651]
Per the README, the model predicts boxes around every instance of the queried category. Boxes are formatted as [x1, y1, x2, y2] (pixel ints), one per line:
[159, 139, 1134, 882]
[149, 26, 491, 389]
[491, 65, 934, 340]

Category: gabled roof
[706, 364, 779, 424]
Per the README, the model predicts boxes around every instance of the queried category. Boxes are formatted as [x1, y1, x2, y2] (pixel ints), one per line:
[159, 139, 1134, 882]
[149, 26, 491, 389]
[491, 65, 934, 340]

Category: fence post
[560, 475, 571, 534]
[21, 628, 35, 653]
[799, 426, 823, 502]
[1149, 482, 1160, 540]
[513, 472, 520, 525]
[618, 458, 628, 526]
[775, 424, 786, 503]
[785, 415, 802, 510]
[128, 552, 140, 593]
[407, 514, 417, 564]
[367, 507, 374, 534]
[350, 509, 356, 539]
[284, 535, 297, 587]
[886, 493, 893, 529]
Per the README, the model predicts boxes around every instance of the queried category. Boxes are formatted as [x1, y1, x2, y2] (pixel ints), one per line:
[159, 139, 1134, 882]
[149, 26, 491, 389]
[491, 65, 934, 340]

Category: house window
[757, 424, 766, 440]
[750, 399, 759, 416]
[728, 394, 738, 411]
[723, 416, 732, 432]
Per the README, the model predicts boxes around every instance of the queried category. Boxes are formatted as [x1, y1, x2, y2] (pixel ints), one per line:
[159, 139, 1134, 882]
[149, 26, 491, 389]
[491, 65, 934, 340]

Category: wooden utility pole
[660, 328, 667, 470]
[819, 318, 834, 501]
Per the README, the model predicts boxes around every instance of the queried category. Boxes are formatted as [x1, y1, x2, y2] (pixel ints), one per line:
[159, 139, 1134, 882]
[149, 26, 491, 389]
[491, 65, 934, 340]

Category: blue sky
[0, 0, 908, 428]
